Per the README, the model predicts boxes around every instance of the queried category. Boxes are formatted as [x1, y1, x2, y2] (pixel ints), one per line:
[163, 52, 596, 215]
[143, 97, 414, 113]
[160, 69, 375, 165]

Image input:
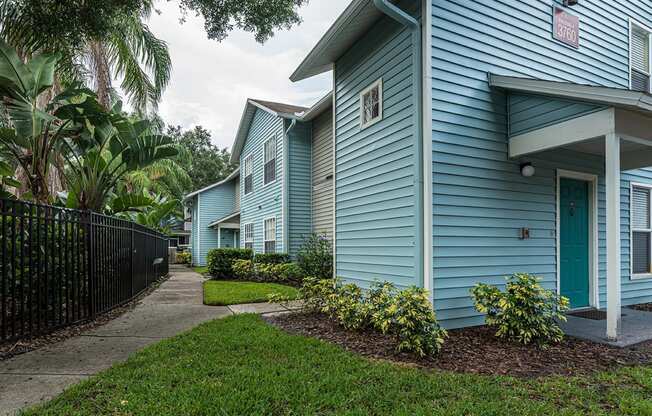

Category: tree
[1, 0, 172, 114]
[168, 125, 236, 190]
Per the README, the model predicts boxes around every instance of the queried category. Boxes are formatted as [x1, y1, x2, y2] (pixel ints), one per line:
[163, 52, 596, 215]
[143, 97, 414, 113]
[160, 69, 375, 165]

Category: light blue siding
[239, 109, 284, 253]
[334, 1, 419, 288]
[220, 228, 239, 248]
[287, 120, 312, 256]
[431, 0, 652, 328]
[508, 93, 606, 137]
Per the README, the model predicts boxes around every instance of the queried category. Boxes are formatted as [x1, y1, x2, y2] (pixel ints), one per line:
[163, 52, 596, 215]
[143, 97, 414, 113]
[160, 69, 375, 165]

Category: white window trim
[630, 182, 652, 280]
[243, 153, 254, 195]
[244, 222, 254, 249]
[263, 216, 277, 253]
[262, 136, 277, 187]
[359, 78, 383, 130]
[629, 18, 652, 91]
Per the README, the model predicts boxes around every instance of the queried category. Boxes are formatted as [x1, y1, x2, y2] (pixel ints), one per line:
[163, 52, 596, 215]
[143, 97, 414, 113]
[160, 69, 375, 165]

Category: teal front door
[560, 178, 590, 308]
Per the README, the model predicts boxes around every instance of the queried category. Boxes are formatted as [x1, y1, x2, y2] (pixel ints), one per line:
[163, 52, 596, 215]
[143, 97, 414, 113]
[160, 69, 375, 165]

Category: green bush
[296, 234, 332, 279]
[177, 251, 191, 265]
[207, 248, 253, 278]
[232, 259, 254, 280]
[471, 273, 570, 346]
[274, 263, 304, 283]
[253, 253, 290, 265]
[296, 278, 447, 357]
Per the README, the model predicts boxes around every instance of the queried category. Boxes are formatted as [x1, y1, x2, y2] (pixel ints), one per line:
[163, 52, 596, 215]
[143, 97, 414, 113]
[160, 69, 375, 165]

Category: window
[244, 154, 253, 195]
[360, 79, 383, 129]
[263, 137, 276, 185]
[632, 185, 652, 276]
[244, 223, 254, 250]
[264, 217, 276, 253]
[631, 22, 651, 92]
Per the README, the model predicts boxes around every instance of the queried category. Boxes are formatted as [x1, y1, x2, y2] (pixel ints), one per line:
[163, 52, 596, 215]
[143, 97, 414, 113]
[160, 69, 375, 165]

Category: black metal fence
[0, 198, 169, 343]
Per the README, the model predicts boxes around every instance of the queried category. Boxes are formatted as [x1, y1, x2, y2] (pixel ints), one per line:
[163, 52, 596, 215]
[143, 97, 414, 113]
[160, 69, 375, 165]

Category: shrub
[232, 259, 254, 280]
[296, 234, 332, 279]
[207, 248, 253, 278]
[256, 263, 277, 282]
[254, 253, 290, 265]
[471, 273, 570, 346]
[295, 278, 446, 357]
[177, 251, 191, 265]
[274, 263, 304, 283]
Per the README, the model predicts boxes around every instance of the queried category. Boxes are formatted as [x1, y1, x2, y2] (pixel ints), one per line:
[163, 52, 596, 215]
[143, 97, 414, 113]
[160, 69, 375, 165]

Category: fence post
[85, 211, 95, 319]
[130, 222, 134, 298]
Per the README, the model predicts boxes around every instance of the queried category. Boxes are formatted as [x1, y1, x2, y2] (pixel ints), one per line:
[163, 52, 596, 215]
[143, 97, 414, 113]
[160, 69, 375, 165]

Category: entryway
[559, 176, 592, 309]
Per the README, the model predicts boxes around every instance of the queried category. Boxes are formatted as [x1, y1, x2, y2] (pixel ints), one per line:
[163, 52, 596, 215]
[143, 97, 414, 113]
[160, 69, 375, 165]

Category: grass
[202, 280, 299, 306]
[23, 314, 652, 415]
[193, 266, 208, 275]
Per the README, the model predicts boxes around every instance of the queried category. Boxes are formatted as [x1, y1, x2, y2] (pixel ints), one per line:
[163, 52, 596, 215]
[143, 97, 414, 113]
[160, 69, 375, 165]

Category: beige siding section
[234, 179, 240, 211]
[311, 109, 333, 240]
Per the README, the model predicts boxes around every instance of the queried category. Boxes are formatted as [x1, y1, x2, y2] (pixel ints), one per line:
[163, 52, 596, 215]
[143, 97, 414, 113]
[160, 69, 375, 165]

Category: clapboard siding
[509, 93, 607, 137]
[288, 120, 312, 256]
[239, 109, 284, 253]
[312, 109, 334, 240]
[431, 0, 652, 328]
[188, 179, 237, 266]
[334, 0, 419, 287]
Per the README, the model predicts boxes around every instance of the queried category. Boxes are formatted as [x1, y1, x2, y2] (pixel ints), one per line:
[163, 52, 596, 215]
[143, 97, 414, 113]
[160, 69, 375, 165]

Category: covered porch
[490, 74, 652, 342]
[208, 211, 241, 249]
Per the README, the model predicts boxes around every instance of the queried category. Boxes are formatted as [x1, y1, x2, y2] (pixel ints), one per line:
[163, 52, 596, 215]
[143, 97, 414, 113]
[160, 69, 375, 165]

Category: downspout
[283, 119, 297, 254]
[372, 0, 424, 289]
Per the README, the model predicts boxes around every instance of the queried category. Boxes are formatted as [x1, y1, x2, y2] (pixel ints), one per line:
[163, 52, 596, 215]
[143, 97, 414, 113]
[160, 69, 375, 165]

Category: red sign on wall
[553, 7, 580, 49]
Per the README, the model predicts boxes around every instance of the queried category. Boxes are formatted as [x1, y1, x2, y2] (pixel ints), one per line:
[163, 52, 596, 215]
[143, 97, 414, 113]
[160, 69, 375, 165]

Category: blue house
[183, 169, 240, 266]
[229, 97, 334, 256]
[291, 0, 652, 340]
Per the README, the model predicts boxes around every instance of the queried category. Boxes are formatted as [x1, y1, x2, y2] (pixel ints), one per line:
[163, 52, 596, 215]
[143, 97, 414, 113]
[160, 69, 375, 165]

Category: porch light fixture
[563, 0, 578, 6]
[520, 163, 536, 177]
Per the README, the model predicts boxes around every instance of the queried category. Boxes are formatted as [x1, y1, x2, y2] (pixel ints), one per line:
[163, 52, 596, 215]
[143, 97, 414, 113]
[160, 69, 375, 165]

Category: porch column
[605, 132, 621, 340]
[217, 226, 222, 249]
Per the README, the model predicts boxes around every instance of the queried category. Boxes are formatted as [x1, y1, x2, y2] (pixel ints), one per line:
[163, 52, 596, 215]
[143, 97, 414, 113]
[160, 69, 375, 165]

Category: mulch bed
[266, 312, 652, 378]
[0, 275, 169, 362]
[629, 303, 652, 312]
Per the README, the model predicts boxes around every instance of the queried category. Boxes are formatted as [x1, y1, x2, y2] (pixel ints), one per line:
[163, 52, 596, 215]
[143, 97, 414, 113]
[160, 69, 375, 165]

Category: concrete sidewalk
[0, 265, 296, 415]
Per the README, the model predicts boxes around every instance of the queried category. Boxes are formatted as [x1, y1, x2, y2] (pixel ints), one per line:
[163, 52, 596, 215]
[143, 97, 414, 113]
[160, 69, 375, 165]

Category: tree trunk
[89, 40, 112, 109]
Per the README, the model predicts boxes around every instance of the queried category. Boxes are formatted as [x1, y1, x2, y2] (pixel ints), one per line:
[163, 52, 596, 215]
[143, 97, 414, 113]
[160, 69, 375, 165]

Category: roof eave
[182, 169, 240, 202]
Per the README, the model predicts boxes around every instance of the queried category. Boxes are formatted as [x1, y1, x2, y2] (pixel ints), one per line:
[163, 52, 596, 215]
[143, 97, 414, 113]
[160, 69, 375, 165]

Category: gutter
[372, 0, 425, 290]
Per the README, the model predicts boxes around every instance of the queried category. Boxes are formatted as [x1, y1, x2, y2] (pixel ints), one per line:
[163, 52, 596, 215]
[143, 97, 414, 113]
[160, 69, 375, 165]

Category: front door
[560, 178, 590, 308]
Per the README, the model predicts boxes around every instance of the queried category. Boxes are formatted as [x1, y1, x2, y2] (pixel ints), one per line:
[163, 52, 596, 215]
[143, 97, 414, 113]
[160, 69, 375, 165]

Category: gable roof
[182, 169, 240, 202]
[229, 99, 308, 164]
[298, 92, 333, 121]
[291, 0, 382, 82]
[488, 74, 652, 112]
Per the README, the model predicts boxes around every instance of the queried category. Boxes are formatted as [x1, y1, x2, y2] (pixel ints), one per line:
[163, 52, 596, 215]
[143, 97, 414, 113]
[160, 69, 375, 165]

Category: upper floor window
[244, 154, 254, 195]
[360, 79, 383, 129]
[244, 223, 254, 250]
[263, 137, 277, 185]
[631, 21, 651, 92]
[632, 185, 652, 277]
[264, 217, 276, 253]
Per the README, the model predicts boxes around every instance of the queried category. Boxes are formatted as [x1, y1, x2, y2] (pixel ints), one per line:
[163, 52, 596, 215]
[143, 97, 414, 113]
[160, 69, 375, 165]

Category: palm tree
[0, 0, 171, 114]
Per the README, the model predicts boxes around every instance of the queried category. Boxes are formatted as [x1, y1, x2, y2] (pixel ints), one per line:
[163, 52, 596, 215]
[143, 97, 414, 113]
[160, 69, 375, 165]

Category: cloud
[148, 1, 349, 149]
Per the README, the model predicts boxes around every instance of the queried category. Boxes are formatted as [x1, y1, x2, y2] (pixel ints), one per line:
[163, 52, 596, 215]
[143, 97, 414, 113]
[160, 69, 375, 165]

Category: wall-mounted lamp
[563, 0, 578, 6]
[520, 163, 536, 177]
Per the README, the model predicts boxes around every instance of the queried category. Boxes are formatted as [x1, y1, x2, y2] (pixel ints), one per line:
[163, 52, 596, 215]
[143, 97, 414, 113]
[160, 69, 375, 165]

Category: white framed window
[360, 78, 383, 129]
[632, 184, 652, 278]
[244, 154, 254, 195]
[263, 137, 276, 185]
[263, 217, 276, 253]
[630, 20, 652, 92]
[244, 223, 254, 250]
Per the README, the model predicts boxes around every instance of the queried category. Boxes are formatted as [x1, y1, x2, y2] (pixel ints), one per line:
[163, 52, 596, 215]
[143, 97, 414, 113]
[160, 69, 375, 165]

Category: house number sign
[553, 6, 580, 49]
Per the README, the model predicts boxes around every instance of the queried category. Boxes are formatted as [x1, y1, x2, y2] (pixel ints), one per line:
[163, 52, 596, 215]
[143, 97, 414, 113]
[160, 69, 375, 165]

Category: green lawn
[193, 266, 208, 275]
[23, 314, 652, 415]
[202, 280, 299, 306]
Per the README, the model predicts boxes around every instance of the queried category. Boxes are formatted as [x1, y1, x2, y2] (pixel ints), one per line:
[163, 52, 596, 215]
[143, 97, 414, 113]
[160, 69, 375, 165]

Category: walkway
[0, 265, 294, 415]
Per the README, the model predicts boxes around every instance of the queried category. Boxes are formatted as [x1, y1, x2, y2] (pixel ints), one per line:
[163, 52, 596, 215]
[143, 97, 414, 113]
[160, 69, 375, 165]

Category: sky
[147, 1, 350, 149]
